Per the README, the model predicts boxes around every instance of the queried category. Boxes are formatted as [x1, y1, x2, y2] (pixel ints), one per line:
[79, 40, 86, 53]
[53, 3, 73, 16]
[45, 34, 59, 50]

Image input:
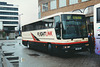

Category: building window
[0, 7, 18, 11]
[0, 12, 18, 15]
[50, 0, 57, 10]
[3, 21, 18, 24]
[38, 5, 41, 19]
[82, 0, 89, 2]
[69, 0, 78, 5]
[59, 0, 66, 8]
[42, 3, 48, 12]
[0, 16, 18, 20]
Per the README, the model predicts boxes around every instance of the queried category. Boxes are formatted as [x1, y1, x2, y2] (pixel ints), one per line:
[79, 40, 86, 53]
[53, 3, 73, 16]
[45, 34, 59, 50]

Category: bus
[22, 12, 89, 54]
[94, 3, 100, 55]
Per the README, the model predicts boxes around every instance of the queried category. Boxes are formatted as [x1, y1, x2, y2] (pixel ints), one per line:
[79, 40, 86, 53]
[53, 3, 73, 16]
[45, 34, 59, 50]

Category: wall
[39, 0, 100, 18]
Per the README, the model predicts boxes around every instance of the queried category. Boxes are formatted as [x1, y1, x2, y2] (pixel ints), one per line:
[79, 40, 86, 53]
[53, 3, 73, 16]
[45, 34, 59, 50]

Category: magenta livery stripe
[22, 40, 88, 45]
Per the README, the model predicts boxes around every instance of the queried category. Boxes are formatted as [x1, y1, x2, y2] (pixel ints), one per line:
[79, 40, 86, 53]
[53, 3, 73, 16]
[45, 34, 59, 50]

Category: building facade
[0, 1, 19, 39]
[38, 0, 100, 33]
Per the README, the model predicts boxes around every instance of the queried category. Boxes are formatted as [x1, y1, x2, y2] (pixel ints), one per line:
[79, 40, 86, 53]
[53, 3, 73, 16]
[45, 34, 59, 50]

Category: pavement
[0, 39, 21, 67]
[0, 50, 2, 67]
[0, 39, 100, 67]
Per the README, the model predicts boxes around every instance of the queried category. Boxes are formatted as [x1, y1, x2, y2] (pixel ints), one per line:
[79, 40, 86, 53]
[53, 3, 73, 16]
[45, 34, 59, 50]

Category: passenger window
[97, 8, 100, 23]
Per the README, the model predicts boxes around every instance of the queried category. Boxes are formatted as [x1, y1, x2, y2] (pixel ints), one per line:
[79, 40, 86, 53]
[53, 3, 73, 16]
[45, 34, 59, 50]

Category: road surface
[1, 40, 100, 67]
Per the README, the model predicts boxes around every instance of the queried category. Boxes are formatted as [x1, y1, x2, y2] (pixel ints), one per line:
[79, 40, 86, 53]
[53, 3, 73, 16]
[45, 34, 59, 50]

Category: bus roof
[23, 12, 85, 26]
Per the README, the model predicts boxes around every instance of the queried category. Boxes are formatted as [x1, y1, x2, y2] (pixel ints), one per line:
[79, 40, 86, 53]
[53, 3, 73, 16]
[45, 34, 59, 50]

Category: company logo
[37, 31, 53, 36]
[98, 51, 100, 53]
[97, 27, 100, 32]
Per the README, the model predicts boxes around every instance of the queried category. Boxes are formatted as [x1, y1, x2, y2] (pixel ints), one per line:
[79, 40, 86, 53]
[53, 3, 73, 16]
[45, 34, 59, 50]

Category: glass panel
[69, 0, 78, 5]
[62, 14, 88, 39]
[59, 0, 66, 8]
[38, 5, 41, 19]
[54, 16, 61, 39]
[90, 17, 93, 22]
[82, 0, 88, 2]
[50, 0, 57, 10]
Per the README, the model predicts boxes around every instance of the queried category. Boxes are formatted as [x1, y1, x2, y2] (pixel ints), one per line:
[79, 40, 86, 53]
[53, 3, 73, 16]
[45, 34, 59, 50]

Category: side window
[22, 17, 54, 31]
[22, 26, 26, 32]
[97, 8, 100, 23]
[54, 16, 61, 39]
[42, 17, 54, 29]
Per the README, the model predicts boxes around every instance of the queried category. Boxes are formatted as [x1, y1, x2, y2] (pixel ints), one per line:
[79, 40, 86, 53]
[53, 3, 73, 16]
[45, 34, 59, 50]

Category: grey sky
[1, 0, 38, 26]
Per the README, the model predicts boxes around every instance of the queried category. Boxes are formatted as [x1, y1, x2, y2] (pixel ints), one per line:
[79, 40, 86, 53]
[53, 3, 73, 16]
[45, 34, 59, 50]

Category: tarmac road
[1, 40, 100, 67]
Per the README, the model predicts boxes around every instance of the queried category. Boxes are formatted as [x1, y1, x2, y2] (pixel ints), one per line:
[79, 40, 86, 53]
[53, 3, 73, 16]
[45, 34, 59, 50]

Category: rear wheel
[27, 42, 30, 49]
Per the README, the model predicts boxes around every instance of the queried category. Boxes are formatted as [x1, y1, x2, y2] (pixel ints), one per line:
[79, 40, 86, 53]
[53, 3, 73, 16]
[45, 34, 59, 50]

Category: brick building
[38, 0, 100, 33]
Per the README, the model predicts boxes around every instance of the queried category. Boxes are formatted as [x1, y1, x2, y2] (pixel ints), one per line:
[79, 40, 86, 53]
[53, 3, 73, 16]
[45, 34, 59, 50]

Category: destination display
[67, 15, 83, 20]
[61, 14, 85, 21]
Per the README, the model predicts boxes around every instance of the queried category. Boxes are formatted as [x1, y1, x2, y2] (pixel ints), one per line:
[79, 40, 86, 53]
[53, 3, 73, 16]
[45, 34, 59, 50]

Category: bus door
[54, 16, 61, 39]
[94, 4, 100, 55]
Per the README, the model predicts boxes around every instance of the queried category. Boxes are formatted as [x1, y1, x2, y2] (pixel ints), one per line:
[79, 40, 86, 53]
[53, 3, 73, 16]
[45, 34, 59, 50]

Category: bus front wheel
[48, 43, 53, 54]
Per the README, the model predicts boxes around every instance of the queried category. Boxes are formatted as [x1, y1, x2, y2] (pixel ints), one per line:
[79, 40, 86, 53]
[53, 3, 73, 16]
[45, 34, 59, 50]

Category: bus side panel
[29, 41, 48, 51]
[22, 40, 88, 54]
[94, 3, 100, 55]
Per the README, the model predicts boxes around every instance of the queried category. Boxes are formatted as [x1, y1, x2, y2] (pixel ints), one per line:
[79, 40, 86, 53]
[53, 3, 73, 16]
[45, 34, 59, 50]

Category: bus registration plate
[75, 47, 82, 50]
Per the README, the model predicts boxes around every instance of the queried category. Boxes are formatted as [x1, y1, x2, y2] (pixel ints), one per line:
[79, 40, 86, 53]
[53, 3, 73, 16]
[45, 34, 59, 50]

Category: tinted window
[97, 8, 100, 23]
[22, 17, 54, 32]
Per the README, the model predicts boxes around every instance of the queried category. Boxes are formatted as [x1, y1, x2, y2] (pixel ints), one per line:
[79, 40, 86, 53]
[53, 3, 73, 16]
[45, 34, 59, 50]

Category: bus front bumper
[53, 44, 89, 53]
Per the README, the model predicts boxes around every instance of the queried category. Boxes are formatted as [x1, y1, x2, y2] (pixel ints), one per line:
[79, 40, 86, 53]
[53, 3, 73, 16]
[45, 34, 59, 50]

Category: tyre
[27, 42, 30, 49]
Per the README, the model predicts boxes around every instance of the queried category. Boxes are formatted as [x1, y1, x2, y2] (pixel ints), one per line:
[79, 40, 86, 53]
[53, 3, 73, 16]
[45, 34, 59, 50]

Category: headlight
[85, 44, 89, 46]
[63, 46, 70, 48]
